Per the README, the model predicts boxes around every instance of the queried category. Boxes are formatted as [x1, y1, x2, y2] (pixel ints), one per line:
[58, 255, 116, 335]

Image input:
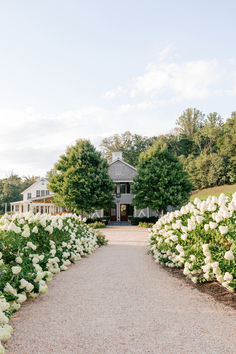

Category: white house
[10, 178, 64, 214]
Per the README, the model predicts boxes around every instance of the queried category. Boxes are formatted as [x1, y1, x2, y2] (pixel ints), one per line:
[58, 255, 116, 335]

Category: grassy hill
[190, 184, 236, 201]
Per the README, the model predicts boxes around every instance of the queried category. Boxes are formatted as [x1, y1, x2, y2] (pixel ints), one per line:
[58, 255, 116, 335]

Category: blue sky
[0, 0, 236, 177]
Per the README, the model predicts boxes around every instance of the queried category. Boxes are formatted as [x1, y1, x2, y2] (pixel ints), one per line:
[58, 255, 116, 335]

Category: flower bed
[0, 212, 101, 353]
[149, 193, 236, 293]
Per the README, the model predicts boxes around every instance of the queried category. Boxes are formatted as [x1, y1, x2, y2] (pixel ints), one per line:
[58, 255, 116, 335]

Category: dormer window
[46, 190, 50, 196]
[27, 193, 32, 200]
[36, 190, 40, 197]
[41, 190, 45, 197]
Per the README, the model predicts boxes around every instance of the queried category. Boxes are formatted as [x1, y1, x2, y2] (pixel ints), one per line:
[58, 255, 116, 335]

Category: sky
[0, 0, 236, 178]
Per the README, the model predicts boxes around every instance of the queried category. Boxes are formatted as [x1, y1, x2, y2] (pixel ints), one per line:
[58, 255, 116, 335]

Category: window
[27, 193, 32, 200]
[46, 190, 50, 196]
[36, 190, 40, 197]
[15, 205, 19, 212]
[41, 190, 45, 197]
[120, 183, 130, 194]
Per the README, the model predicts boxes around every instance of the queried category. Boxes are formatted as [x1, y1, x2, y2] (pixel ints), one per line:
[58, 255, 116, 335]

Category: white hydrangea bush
[0, 212, 100, 353]
[149, 193, 236, 292]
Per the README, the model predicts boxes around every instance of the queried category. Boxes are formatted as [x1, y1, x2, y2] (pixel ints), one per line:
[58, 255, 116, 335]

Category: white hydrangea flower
[11, 266, 21, 275]
[224, 250, 234, 261]
[209, 221, 217, 230]
[26, 242, 37, 250]
[223, 272, 233, 282]
[219, 225, 228, 235]
[32, 226, 38, 233]
[15, 256, 23, 264]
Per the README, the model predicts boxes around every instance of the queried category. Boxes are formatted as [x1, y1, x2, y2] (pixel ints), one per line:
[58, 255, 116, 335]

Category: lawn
[190, 184, 236, 201]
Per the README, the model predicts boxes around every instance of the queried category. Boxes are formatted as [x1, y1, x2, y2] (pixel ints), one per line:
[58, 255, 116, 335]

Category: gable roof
[109, 158, 137, 172]
[21, 178, 48, 195]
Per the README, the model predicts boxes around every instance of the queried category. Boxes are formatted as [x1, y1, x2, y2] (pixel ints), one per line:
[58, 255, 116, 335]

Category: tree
[218, 112, 236, 162]
[154, 133, 198, 157]
[0, 174, 22, 213]
[0, 175, 38, 213]
[48, 140, 114, 214]
[217, 112, 236, 184]
[181, 153, 229, 190]
[176, 108, 205, 139]
[101, 131, 157, 166]
[194, 112, 223, 153]
[132, 144, 192, 213]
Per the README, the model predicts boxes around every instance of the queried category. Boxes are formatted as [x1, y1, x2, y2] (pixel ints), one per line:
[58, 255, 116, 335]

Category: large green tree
[194, 112, 223, 153]
[176, 108, 205, 139]
[48, 140, 114, 214]
[132, 144, 192, 213]
[101, 131, 157, 166]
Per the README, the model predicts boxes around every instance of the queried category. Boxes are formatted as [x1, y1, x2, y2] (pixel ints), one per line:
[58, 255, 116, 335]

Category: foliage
[128, 216, 158, 225]
[87, 222, 106, 229]
[0, 212, 100, 351]
[149, 193, 236, 291]
[48, 140, 114, 214]
[132, 144, 192, 213]
[85, 217, 110, 225]
[101, 131, 157, 167]
[180, 152, 229, 189]
[0, 175, 38, 214]
[176, 108, 205, 139]
[138, 222, 154, 228]
[94, 230, 108, 246]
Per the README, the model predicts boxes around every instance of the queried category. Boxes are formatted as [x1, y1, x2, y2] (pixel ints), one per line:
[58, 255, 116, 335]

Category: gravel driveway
[6, 226, 236, 354]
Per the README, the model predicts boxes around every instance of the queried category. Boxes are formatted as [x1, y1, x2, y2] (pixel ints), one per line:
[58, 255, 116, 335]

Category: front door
[110, 206, 117, 221]
[120, 204, 128, 221]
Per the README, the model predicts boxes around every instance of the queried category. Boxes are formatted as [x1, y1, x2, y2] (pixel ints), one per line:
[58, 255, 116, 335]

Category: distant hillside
[190, 184, 236, 201]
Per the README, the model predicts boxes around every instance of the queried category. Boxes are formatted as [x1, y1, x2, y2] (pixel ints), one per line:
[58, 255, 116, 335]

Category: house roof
[21, 178, 48, 194]
[109, 158, 137, 172]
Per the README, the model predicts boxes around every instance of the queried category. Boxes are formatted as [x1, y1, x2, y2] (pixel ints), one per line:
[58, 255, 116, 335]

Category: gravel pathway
[6, 226, 236, 354]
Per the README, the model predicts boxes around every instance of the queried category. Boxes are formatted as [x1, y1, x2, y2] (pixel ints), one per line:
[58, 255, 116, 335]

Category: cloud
[103, 47, 236, 104]
[133, 59, 220, 101]
[159, 43, 174, 62]
[104, 86, 128, 100]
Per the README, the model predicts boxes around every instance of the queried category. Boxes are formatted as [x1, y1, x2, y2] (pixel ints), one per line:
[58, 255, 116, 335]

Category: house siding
[108, 160, 137, 181]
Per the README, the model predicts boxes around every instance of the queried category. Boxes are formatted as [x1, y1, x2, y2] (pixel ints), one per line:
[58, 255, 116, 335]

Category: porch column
[116, 183, 120, 194]
[147, 207, 150, 218]
[134, 206, 137, 217]
[116, 202, 120, 221]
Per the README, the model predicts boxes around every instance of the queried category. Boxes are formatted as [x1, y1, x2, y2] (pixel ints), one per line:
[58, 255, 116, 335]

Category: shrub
[0, 212, 101, 351]
[138, 222, 154, 228]
[129, 216, 158, 225]
[85, 217, 110, 225]
[87, 222, 106, 229]
[94, 230, 108, 246]
[149, 193, 236, 292]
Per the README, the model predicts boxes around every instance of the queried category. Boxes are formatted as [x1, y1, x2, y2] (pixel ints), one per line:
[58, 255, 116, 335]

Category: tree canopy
[0, 175, 37, 214]
[48, 140, 114, 214]
[132, 144, 192, 213]
[101, 131, 157, 167]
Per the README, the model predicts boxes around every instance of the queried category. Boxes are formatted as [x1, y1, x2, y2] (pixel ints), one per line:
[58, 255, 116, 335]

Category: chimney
[111, 151, 123, 162]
